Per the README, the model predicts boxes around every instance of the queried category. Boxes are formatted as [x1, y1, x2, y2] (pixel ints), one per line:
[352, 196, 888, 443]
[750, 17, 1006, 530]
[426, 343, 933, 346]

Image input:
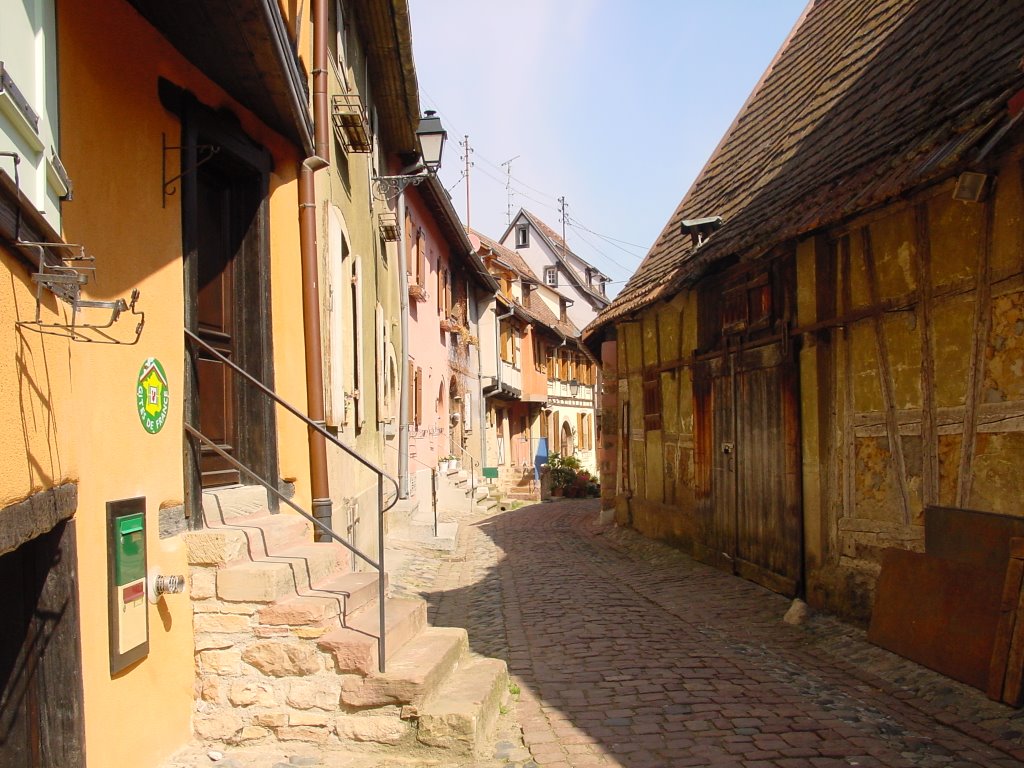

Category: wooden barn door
[0, 522, 85, 768]
[694, 257, 803, 596]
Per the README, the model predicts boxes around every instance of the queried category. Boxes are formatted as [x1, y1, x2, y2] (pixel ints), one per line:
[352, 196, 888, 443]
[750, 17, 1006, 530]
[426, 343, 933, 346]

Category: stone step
[318, 596, 427, 675]
[392, 521, 458, 551]
[185, 514, 311, 566]
[201, 484, 271, 523]
[417, 657, 509, 757]
[340, 626, 468, 707]
[257, 571, 384, 626]
[387, 497, 420, 533]
[216, 543, 346, 603]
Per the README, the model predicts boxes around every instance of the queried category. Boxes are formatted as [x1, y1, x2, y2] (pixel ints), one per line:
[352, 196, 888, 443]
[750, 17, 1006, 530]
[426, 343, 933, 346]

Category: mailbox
[108, 497, 149, 674]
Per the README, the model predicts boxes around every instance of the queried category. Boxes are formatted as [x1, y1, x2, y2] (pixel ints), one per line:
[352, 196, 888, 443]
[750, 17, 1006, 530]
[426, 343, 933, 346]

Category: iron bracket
[162, 132, 220, 208]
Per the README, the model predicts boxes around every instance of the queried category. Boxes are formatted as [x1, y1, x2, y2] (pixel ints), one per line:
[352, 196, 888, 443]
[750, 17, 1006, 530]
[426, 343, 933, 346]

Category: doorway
[171, 85, 278, 508]
[0, 522, 85, 768]
[693, 257, 803, 597]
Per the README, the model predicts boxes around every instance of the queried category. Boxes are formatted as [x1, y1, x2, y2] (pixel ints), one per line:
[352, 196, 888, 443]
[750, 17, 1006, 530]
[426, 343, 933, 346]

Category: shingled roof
[468, 227, 542, 283]
[468, 227, 581, 339]
[589, 0, 1024, 334]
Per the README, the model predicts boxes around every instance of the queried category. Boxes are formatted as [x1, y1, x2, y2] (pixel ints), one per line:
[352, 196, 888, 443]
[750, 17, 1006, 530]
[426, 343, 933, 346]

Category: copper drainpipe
[299, 0, 332, 541]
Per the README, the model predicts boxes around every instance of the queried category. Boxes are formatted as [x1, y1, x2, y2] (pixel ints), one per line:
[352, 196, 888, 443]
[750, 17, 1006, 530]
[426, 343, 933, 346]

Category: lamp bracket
[162, 132, 220, 208]
[372, 170, 430, 201]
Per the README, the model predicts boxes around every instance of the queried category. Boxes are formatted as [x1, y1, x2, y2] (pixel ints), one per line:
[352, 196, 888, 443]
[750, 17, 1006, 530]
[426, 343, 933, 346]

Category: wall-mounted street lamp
[569, 378, 580, 397]
[373, 110, 447, 200]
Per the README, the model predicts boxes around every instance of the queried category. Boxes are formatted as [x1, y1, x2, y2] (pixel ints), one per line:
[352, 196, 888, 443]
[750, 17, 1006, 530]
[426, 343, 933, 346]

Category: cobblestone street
[398, 498, 1024, 768]
[165, 498, 1024, 768]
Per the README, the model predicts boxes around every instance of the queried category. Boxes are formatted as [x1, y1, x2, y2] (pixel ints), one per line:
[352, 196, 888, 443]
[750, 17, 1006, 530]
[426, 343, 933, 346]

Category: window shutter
[552, 411, 560, 454]
[500, 324, 511, 362]
[539, 411, 548, 439]
[353, 256, 365, 428]
[577, 413, 584, 447]
[408, 361, 415, 427]
[415, 366, 423, 428]
[417, 231, 426, 287]
[643, 369, 662, 431]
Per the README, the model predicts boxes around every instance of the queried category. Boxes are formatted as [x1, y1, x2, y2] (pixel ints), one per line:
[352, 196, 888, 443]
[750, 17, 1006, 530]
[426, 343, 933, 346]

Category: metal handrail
[448, 437, 479, 504]
[184, 328, 397, 672]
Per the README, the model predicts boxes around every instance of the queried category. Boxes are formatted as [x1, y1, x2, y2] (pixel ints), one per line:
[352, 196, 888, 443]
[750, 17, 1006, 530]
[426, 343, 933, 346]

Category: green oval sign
[137, 358, 170, 434]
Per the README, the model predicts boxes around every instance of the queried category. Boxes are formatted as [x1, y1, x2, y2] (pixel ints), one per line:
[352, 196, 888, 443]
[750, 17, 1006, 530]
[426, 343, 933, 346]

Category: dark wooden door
[0, 522, 85, 768]
[695, 342, 803, 596]
[196, 165, 240, 487]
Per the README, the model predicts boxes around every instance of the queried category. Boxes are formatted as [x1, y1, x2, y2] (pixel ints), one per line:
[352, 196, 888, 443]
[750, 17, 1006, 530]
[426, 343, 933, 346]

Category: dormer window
[515, 224, 529, 248]
[544, 266, 558, 287]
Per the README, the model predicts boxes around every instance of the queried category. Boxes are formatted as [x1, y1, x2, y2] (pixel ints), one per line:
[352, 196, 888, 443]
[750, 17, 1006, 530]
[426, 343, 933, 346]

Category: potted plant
[548, 453, 582, 498]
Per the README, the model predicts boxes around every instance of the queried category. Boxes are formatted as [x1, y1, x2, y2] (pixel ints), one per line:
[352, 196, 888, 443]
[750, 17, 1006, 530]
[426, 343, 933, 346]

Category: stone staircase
[185, 485, 508, 758]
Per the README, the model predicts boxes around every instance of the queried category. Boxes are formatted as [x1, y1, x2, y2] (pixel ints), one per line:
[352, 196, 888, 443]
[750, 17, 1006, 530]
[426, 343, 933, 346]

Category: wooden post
[914, 204, 939, 509]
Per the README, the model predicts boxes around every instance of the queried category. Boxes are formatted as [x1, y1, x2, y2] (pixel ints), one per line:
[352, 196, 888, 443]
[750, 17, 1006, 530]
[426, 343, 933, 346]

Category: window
[544, 266, 558, 287]
[332, 0, 351, 91]
[643, 368, 662, 431]
[515, 224, 529, 248]
[1, 1, 64, 223]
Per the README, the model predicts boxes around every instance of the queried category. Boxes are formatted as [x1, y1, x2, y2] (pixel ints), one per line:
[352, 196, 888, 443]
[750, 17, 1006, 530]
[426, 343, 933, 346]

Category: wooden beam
[914, 203, 939, 509]
[841, 236, 855, 524]
[956, 197, 995, 507]
[861, 226, 912, 525]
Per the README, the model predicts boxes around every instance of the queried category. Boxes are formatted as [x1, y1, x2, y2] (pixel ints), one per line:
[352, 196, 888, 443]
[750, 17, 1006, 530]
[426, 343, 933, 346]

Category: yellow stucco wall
[0, 249, 76, 506]
[38, 1, 312, 765]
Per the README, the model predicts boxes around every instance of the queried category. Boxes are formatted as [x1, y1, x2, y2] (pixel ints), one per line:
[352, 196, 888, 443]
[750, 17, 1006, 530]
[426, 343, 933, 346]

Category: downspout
[298, 0, 332, 540]
[398, 194, 411, 498]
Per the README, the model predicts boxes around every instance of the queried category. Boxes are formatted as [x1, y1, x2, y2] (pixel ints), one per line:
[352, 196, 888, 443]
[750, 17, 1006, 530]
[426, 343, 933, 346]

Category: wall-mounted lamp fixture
[569, 378, 580, 397]
[681, 216, 723, 248]
[373, 111, 447, 200]
[952, 172, 989, 203]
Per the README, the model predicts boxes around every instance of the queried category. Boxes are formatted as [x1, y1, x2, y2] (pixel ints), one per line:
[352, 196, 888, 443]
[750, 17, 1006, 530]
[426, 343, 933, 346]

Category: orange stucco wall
[47, 1, 311, 765]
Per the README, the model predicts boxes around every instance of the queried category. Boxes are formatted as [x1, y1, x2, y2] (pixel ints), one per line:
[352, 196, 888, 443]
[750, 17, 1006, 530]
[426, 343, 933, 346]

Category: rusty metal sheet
[925, 505, 1024, 572]
[868, 548, 1003, 692]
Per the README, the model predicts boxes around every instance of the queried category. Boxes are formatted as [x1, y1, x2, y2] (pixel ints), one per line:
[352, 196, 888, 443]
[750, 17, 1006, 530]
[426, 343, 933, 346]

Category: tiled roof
[468, 227, 541, 282]
[590, 0, 1024, 333]
[522, 290, 580, 340]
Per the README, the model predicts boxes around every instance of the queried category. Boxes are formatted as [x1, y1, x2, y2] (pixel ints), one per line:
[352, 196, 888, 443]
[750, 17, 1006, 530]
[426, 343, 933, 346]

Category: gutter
[260, 0, 315, 156]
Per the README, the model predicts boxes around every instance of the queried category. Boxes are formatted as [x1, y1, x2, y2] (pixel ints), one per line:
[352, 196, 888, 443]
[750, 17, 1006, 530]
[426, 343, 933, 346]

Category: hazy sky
[408, 1, 808, 297]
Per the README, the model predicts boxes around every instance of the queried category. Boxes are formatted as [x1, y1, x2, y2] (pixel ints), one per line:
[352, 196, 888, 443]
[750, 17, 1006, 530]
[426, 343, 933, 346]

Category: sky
[407, 1, 808, 298]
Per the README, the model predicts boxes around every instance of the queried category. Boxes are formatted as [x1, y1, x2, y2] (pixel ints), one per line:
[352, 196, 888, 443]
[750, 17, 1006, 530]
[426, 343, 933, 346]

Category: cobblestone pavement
[163, 497, 1024, 768]
[401, 498, 1024, 768]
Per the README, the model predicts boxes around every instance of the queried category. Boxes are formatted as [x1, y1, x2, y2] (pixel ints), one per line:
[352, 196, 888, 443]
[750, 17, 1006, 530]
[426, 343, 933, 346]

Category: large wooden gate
[693, 256, 803, 596]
